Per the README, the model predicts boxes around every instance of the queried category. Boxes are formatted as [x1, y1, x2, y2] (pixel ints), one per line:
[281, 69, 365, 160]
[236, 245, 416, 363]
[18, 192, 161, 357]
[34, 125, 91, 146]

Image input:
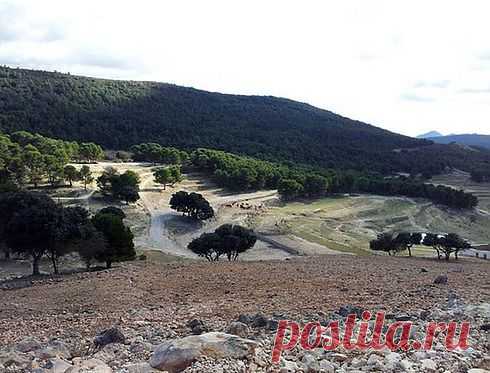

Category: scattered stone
[420, 359, 437, 371]
[394, 313, 412, 321]
[337, 305, 364, 318]
[250, 314, 269, 328]
[124, 362, 160, 373]
[319, 360, 336, 373]
[480, 324, 490, 332]
[434, 274, 448, 284]
[225, 322, 249, 338]
[65, 358, 112, 373]
[15, 337, 42, 353]
[420, 268, 428, 273]
[94, 327, 126, 349]
[301, 353, 319, 372]
[186, 319, 208, 335]
[43, 358, 72, 373]
[149, 332, 257, 372]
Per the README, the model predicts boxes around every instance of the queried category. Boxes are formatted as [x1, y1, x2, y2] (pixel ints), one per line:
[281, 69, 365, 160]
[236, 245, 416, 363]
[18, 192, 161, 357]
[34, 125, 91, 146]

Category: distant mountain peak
[417, 131, 443, 139]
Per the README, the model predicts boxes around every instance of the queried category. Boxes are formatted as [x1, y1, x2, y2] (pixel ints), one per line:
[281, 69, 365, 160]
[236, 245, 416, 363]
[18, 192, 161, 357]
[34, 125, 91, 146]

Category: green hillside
[0, 66, 489, 175]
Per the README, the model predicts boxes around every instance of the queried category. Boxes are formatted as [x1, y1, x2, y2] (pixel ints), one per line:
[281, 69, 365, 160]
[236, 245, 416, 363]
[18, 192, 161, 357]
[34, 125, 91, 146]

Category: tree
[98, 170, 140, 203]
[278, 179, 304, 200]
[169, 191, 214, 221]
[63, 165, 80, 187]
[188, 224, 257, 261]
[98, 207, 126, 220]
[154, 165, 183, 190]
[303, 175, 328, 197]
[422, 233, 443, 260]
[369, 233, 402, 256]
[77, 223, 108, 270]
[2, 192, 61, 275]
[92, 212, 136, 268]
[47, 206, 91, 274]
[22, 144, 45, 187]
[79, 165, 94, 190]
[395, 232, 422, 257]
[188, 232, 224, 261]
[440, 233, 471, 261]
[215, 224, 257, 260]
[154, 167, 172, 190]
[44, 155, 64, 187]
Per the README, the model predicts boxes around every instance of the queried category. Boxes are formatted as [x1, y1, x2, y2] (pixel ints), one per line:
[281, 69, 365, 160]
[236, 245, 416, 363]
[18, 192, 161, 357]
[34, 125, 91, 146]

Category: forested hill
[0, 66, 430, 171]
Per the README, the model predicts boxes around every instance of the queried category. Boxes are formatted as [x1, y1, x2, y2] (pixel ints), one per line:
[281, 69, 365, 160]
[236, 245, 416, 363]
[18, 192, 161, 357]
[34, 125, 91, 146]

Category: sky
[1, 0, 489, 137]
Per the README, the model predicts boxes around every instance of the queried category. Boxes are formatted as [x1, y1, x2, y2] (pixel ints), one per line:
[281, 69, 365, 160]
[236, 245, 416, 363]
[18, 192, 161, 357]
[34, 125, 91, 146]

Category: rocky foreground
[0, 256, 488, 372]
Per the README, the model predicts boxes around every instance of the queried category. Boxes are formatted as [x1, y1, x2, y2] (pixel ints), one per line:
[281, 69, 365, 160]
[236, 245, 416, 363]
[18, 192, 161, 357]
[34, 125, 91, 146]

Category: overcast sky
[1, 0, 489, 136]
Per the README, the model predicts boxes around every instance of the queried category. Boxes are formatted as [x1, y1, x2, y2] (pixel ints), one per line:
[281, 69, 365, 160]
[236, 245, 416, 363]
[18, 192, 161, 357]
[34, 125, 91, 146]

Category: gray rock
[301, 353, 320, 372]
[94, 327, 126, 349]
[65, 358, 112, 373]
[225, 322, 249, 338]
[420, 359, 437, 371]
[186, 319, 208, 335]
[319, 360, 336, 373]
[16, 337, 42, 353]
[338, 305, 364, 318]
[38, 340, 71, 360]
[149, 332, 257, 373]
[43, 358, 73, 373]
[434, 274, 448, 284]
[124, 362, 160, 373]
[0, 351, 31, 368]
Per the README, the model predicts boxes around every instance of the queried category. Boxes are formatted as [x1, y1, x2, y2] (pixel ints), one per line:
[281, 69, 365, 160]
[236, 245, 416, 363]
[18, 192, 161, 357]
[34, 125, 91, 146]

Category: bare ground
[0, 255, 488, 345]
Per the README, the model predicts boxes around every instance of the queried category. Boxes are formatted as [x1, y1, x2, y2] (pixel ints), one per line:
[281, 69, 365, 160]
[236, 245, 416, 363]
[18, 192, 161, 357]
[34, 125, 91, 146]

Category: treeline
[4, 66, 490, 177]
[131, 143, 188, 164]
[0, 130, 103, 188]
[188, 148, 478, 209]
[0, 192, 135, 275]
[370, 232, 471, 261]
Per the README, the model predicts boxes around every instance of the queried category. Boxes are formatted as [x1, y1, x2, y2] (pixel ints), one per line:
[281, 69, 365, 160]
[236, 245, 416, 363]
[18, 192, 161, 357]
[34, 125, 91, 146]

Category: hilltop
[0, 66, 444, 175]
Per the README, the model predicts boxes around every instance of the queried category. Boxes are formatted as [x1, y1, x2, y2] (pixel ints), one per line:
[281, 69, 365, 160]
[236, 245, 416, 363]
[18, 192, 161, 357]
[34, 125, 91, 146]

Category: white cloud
[1, 0, 489, 136]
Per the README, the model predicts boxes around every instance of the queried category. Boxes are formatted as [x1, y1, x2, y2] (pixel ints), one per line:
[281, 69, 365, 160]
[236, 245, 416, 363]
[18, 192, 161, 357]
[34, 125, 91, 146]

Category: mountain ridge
[2, 66, 490, 175]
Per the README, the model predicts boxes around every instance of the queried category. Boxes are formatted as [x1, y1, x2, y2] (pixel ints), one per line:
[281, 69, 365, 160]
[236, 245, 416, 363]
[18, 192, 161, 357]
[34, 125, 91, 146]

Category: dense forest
[2, 66, 489, 176]
[188, 148, 478, 209]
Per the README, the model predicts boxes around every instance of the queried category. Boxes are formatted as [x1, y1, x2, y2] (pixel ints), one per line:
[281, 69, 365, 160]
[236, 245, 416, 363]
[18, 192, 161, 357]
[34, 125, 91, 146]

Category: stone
[0, 351, 32, 368]
[43, 358, 73, 373]
[65, 358, 112, 373]
[319, 360, 336, 373]
[301, 353, 320, 372]
[480, 324, 490, 331]
[16, 337, 42, 353]
[225, 322, 249, 338]
[149, 332, 257, 373]
[186, 319, 208, 335]
[280, 359, 298, 373]
[38, 340, 72, 360]
[434, 274, 448, 284]
[394, 313, 412, 321]
[124, 362, 160, 373]
[250, 313, 269, 328]
[338, 305, 364, 318]
[94, 327, 126, 349]
[400, 359, 413, 370]
[420, 359, 437, 371]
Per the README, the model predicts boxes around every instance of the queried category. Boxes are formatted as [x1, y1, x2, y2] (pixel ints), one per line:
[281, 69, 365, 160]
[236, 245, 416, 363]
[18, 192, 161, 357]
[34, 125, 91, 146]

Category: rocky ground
[0, 255, 488, 372]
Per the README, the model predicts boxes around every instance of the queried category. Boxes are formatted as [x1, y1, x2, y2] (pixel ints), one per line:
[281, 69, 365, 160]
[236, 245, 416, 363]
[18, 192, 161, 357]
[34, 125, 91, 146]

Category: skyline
[1, 0, 490, 136]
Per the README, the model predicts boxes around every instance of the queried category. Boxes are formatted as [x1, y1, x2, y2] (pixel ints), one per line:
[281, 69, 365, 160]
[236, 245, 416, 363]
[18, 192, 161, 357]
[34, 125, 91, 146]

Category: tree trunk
[445, 252, 450, 261]
[408, 246, 412, 257]
[51, 256, 59, 275]
[106, 260, 112, 269]
[32, 255, 41, 276]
